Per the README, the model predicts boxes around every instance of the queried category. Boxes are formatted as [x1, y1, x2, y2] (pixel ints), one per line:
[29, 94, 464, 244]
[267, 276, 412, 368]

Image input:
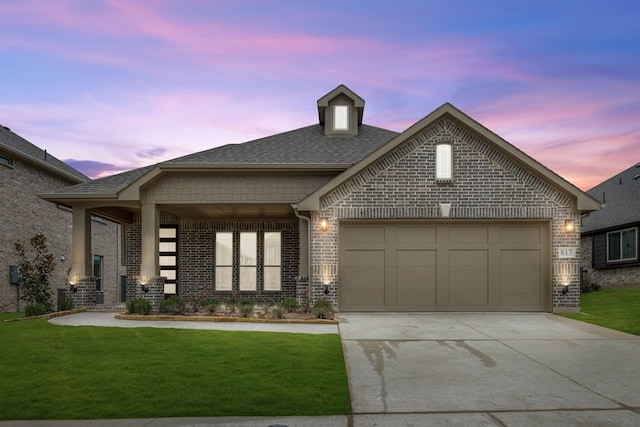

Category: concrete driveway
[339, 313, 640, 426]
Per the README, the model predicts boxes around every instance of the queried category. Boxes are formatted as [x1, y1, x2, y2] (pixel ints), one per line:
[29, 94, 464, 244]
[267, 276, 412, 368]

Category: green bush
[581, 281, 601, 293]
[25, 302, 47, 317]
[281, 297, 299, 313]
[238, 299, 255, 318]
[159, 296, 186, 315]
[58, 298, 74, 311]
[271, 304, 287, 319]
[126, 297, 152, 315]
[15, 234, 55, 313]
[226, 292, 240, 314]
[311, 298, 334, 319]
[203, 297, 221, 316]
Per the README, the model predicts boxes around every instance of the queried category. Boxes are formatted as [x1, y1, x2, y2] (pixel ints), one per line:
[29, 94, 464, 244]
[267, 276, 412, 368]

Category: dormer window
[333, 105, 349, 131]
[317, 84, 365, 137]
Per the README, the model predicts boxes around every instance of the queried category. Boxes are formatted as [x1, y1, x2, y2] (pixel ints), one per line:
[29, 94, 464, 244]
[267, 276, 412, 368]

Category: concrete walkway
[340, 313, 640, 426]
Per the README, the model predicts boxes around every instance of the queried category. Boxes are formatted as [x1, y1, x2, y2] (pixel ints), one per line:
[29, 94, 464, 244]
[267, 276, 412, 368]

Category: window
[0, 155, 12, 167]
[93, 255, 103, 291]
[159, 225, 178, 294]
[239, 232, 257, 291]
[333, 105, 349, 131]
[264, 232, 281, 291]
[215, 232, 233, 291]
[607, 228, 637, 262]
[436, 143, 453, 180]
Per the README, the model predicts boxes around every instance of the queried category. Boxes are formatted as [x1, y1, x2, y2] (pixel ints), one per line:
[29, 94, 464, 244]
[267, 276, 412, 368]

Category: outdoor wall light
[324, 285, 330, 295]
[561, 284, 570, 295]
[140, 284, 149, 293]
[60, 255, 67, 262]
[320, 217, 329, 232]
[564, 219, 575, 233]
[69, 284, 78, 293]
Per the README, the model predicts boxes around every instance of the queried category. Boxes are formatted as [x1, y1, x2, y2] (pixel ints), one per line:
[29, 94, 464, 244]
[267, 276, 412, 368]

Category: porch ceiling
[158, 203, 296, 219]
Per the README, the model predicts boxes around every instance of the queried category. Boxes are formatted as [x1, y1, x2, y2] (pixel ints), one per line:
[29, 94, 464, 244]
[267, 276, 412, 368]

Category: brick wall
[124, 217, 299, 304]
[309, 117, 581, 311]
[0, 156, 121, 312]
[581, 235, 640, 288]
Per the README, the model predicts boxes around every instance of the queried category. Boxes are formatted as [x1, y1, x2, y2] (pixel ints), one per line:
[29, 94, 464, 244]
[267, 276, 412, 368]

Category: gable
[298, 103, 600, 214]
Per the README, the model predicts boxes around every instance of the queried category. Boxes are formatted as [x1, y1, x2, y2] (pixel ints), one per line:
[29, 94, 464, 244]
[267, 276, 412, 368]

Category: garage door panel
[397, 225, 437, 244]
[448, 249, 489, 306]
[342, 249, 385, 309]
[396, 249, 437, 308]
[342, 226, 386, 245]
[500, 225, 542, 244]
[500, 249, 542, 307]
[449, 226, 488, 244]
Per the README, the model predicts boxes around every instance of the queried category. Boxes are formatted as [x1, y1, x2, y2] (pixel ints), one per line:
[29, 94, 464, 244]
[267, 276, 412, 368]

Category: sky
[1, 0, 639, 191]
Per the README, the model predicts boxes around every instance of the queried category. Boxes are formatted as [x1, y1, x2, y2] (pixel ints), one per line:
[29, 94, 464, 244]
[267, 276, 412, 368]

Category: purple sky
[1, 0, 639, 190]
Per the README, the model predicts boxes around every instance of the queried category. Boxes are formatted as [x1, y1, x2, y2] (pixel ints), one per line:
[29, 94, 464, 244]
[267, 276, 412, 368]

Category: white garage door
[339, 222, 550, 312]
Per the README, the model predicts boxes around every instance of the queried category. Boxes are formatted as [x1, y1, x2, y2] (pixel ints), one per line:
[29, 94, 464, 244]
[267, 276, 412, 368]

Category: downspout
[291, 203, 311, 300]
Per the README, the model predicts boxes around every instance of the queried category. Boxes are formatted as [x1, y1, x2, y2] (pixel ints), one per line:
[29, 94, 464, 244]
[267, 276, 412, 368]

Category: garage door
[339, 222, 550, 312]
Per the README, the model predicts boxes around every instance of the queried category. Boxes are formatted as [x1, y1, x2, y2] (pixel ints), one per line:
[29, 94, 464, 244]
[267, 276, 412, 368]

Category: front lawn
[0, 314, 350, 420]
[558, 288, 640, 336]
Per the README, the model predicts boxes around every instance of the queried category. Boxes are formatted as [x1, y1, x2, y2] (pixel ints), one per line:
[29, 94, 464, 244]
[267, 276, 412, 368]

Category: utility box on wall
[9, 265, 20, 284]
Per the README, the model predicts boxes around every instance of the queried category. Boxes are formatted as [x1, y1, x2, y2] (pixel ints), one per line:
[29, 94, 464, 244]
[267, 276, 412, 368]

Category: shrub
[299, 298, 311, 315]
[15, 234, 56, 313]
[238, 299, 255, 318]
[226, 292, 240, 314]
[281, 297, 299, 313]
[25, 302, 47, 317]
[581, 281, 601, 293]
[203, 297, 221, 316]
[159, 296, 186, 315]
[311, 298, 334, 319]
[58, 298, 74, 311]
[126, 297, 152, 315]
[271, 304, 287, 319]
[185, 292, 211, 313]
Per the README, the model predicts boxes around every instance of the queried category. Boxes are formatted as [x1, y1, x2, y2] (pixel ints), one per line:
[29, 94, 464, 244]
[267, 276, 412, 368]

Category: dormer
[317, 84, 365, 137]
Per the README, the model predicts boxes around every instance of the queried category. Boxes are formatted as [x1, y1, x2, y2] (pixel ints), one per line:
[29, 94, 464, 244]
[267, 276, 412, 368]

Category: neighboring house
[40, 85, 600, 313]
[0, 125, 122, 312]
[581, 163, 640, 288]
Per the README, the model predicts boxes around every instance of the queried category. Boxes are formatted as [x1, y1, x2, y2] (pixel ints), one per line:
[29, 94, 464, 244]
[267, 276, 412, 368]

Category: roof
[0, 125, 89, 183]
[42, 124, 399, 196]
[581, 162, 640, 234]
[298, 103, 602, 212]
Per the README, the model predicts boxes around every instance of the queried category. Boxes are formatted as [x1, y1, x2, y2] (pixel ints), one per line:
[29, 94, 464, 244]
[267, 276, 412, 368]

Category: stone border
[115, 313, 338, 325]
[3, 308, 86, 323]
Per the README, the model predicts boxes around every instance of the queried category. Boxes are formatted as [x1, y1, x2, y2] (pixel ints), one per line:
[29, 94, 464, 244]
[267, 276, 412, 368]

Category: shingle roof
[168, 124, 398, 164]
[49, 124, 398, 195]
[0, 125, 88, 182]
[581, 162, 640, 233]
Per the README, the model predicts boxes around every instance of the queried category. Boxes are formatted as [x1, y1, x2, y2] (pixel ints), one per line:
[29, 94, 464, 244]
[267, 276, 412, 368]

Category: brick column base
[127, 276, 165, 311]
[65, 276, 97, 308]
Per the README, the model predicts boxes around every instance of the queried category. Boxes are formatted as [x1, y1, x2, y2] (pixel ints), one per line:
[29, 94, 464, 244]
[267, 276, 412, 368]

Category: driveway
[339, 313, 640, 426]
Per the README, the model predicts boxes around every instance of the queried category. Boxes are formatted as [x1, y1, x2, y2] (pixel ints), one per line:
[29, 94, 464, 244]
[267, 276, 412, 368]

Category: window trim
[239, 232, 257, 291]
[606, 227, 638, 263]
[215, 231, 234, 291]
[435, 142, 453, 181]
[263, 232, 282, 292]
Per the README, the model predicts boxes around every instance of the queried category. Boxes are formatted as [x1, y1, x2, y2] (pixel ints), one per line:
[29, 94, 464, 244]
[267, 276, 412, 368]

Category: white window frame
[215, 232, 233, 291]
[239, 232, 257, 291]
[607, 227, 638, 263]
[333, 105, 349, 131]
[436, 143, 453, 180]
[263, 232, 281, 291]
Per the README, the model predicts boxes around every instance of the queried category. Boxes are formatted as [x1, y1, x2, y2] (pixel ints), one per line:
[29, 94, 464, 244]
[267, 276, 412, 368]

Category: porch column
[140, 203, 160, 277]
[66, 207, 97, 308]
[70, 207, 92, 277]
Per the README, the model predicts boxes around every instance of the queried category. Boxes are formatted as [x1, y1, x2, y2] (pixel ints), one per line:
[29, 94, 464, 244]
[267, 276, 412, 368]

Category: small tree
[15, 234, 56, 314]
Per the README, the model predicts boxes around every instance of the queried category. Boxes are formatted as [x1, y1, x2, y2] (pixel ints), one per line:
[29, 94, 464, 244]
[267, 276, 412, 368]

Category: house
[0, 125, 122, 312]
[580, 163, 640, 288]
[40, 85, 600, 313]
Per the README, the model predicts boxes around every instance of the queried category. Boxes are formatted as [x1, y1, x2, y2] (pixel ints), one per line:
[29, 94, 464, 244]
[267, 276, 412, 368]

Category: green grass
[559, 288, 640, 335]
[0, 314, 350, 420]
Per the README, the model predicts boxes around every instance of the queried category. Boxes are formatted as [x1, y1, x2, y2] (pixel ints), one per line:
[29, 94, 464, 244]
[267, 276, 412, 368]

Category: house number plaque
[558, 247, 577, 258]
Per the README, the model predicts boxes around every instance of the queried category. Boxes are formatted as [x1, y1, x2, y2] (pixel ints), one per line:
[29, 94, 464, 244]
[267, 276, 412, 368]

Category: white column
[140, 203, 159, 277]
[70, 207, 92, 277]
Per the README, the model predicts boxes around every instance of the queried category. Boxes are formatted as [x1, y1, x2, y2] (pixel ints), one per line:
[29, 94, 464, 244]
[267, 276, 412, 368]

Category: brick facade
[124, 217, 300, 304]
[0, 156, 121, 312]
[308, 118, 582, 311]
[581, 236, 640, 288]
